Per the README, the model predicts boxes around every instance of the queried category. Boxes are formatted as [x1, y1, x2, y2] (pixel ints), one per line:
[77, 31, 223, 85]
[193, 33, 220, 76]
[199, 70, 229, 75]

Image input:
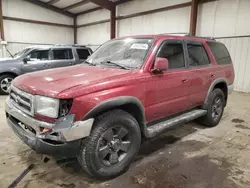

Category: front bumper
[7, 115, 81, 156]
[5, 97, 94, 156]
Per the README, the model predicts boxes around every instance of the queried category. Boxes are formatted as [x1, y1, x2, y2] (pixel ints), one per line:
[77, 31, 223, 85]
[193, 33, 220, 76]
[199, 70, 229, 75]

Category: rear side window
[76, 49, 90, 59]
[52, 49, 73, 60]
[207, 42, 232, 65]
[157, 43, 185, 69]
[187, 44, 210, 67]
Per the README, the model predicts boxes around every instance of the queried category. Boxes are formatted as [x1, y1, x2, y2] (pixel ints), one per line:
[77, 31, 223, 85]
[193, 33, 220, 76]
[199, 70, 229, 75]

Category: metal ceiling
[24, 0, 133, 17]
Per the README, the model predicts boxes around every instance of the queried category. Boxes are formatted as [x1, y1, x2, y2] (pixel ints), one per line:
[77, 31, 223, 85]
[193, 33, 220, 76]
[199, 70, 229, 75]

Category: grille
[9, 86, 34, 116]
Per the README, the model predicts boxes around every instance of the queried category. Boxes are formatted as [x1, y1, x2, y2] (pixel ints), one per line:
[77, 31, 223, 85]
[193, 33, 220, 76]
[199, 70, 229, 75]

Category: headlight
[35, 96, 59, 118]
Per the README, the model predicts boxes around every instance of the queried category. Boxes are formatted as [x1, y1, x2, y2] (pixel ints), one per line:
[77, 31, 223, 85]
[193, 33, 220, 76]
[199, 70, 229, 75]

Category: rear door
[206, 42, 234, 86]
[50, 48, 75, 68]
[184, 40, 214, 108]
[22, 48, 51, 73]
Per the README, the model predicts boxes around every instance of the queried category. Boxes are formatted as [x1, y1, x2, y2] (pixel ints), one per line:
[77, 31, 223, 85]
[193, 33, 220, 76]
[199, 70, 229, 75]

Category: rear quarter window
[76, 48, 90, 60]
[207, 42, 232, 65]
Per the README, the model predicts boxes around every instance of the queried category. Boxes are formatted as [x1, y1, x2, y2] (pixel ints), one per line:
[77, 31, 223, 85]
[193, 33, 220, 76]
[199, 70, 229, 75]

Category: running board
[144, 109, 207, 138]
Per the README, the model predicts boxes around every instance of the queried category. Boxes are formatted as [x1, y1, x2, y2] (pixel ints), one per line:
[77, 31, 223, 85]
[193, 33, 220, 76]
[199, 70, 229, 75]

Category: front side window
[187, 44, 210, 67]
[77, 49, 90, 60]
[52, 49, 73, 60]
[157, 42, 185, 69]
[26, 50, 49, 61]
[86, 38, 154, 69]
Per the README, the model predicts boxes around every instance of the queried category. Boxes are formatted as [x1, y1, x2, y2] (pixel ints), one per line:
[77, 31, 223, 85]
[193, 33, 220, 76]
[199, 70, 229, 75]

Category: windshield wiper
[100, 60, 129, 70]
[83, 60, 96, 66]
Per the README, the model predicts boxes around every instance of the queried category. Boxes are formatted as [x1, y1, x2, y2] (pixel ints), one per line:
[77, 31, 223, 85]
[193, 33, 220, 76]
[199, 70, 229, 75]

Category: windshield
[86, 38, 154, 70]
[12, 48, 31, 59]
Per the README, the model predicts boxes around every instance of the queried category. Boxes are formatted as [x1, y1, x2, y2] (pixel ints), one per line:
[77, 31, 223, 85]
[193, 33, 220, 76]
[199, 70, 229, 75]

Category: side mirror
[152, 57, 169, 74]
[23, 57, 30, 64]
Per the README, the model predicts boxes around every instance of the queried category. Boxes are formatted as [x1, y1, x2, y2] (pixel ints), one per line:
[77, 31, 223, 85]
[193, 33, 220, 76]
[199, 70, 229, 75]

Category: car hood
[0, 58, 16, 63]
[13, 65, 131, 98]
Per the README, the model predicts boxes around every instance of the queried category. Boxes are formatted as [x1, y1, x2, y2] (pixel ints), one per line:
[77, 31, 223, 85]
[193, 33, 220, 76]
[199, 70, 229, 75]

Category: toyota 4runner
[5, 34, 234, 180]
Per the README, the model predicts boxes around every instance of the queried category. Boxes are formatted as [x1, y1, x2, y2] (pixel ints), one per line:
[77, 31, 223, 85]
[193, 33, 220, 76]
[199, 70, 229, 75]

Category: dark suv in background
[0, 45, 92, 94]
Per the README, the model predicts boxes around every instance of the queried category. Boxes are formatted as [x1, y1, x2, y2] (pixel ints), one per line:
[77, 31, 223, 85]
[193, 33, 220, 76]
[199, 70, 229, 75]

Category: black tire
[77, 109, 141, 180]
[0, 74, 16, 95]
[199, 88, 225, 127]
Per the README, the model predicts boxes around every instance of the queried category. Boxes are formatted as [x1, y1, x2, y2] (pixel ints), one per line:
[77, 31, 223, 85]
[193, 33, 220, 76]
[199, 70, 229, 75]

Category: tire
[199, 88, 225, 127]
[0, 74, 16, 95]
[77, 109, 141, 180]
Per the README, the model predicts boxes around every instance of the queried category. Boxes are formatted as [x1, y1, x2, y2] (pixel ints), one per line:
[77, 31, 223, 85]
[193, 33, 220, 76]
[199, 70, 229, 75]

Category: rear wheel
[77, 109, 141, 180]
[0, 74, 15, 95]
[199, 88, 225, 127]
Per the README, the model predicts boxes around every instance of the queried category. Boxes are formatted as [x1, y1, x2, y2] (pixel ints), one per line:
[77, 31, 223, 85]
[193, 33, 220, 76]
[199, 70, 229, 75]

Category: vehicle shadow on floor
[21, 122, 207, 186]
[58, 122, 205, 176]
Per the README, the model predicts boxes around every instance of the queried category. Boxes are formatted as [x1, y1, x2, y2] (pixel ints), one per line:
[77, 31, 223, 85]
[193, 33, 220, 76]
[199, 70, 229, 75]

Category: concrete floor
[0, 92, 250, 188]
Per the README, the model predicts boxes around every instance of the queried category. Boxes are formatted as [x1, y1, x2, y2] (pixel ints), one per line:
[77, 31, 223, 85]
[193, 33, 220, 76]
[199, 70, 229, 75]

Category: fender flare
[0, 71, 19, 76]
[82, 96, 146, 123]
[202, 78, 228, 109]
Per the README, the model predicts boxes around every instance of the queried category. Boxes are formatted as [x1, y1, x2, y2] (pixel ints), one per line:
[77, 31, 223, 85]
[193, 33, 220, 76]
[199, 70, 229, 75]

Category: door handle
[210, 74, 215, 78]
[182, 79, 189, 83]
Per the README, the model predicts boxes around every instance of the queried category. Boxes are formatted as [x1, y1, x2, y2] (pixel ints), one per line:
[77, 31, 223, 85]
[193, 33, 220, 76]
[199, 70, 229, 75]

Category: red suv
[5, 34, 234, 179]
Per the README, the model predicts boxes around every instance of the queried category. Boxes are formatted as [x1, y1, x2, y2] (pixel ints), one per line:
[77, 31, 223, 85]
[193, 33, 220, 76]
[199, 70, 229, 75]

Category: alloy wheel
[212, 96, 223, 121]
[98, 126, 131, 166]
[1, 77, 13, 93]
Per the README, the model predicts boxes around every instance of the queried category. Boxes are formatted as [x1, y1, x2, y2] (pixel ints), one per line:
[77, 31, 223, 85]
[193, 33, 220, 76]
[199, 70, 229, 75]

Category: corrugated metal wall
[217, 37, 250, 92]
[197, 0, 250, 92]
[2, 0, 247, 92]
[77, 0, 191, 49]
[116, 0, 190, 36]
[77, 9, 110, 48]
[1, 0, 74, 57]
[77, 0, 250, 92]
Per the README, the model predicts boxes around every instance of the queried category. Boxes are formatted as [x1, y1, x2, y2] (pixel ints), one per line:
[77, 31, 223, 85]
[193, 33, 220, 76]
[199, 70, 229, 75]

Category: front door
[184, 40, 214, 108]
[22, 48, 52, 73]
[145, 40, 192, 122]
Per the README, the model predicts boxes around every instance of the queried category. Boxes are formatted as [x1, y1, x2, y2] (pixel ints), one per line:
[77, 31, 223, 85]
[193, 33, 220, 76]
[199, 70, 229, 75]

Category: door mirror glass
[152, 57, 169, 74]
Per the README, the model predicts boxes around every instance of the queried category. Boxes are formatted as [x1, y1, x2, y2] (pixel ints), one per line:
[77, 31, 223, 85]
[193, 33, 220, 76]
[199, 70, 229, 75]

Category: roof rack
[53, 44, 86, 47]
[189, 36, 216, 41]
[196, 36, 216, 40]
[161, 32, 192, 36]
[160, 33, 216, 40]
[72, 44, 86, 47]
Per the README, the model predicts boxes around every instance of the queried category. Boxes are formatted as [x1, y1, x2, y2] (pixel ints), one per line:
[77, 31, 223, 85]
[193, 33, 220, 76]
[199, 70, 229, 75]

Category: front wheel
[77, 110, 141, 180]
[199, 88, 225, 127]
[0, 74, 15, 95]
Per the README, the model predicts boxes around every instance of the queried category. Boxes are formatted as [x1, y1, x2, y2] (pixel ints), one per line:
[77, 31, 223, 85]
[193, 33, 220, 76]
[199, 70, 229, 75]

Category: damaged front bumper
[5, 97, 94, 157]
